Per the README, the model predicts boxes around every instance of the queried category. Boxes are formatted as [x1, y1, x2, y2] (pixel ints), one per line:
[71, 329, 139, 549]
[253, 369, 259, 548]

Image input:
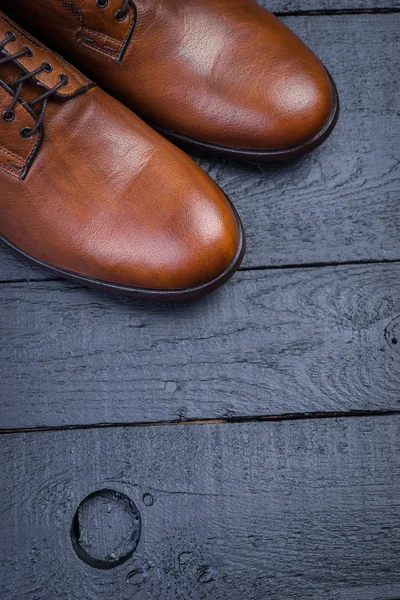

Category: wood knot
[70, 489, 141, 569]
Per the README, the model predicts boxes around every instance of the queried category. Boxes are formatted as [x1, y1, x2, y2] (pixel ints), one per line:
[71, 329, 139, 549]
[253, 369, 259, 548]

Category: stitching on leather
[71, 4, 130, 48]
[0, 14, 90, 90]
[59, 0, 83, 25]
[0, 159, 22, 177]
[64, 0, 137, 62]
[0, 144, 27, 166]
[79, 37, 118, 58]
[78, 28, 121, 58]
[80, 26, 125, 46]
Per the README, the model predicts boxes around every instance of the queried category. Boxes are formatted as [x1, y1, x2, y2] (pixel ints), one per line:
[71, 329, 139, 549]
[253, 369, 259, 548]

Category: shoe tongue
[0, 12, 94, 100]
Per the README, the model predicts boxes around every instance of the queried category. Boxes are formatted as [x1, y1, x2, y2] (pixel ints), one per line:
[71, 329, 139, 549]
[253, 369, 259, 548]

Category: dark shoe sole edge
[148, 71, 340, 162]
[0, 196, 245, 301]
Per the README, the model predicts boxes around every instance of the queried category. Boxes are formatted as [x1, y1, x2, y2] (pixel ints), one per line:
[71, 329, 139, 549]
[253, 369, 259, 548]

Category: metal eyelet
[2, 110, 15, 122]
[20, 127, 32, 139]
[6, 31, 16, 43]
[23, 46, 33, 57]
[96, 0, 108, 7]
[42, 61, 53, 73]
[115, 9, 127, 21]
[59, 74, 69, 85]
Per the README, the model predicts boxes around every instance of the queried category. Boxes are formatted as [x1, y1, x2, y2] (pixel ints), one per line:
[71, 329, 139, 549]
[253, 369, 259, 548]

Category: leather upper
[0, 12, 240, 291]
[1, 0, 335, 150]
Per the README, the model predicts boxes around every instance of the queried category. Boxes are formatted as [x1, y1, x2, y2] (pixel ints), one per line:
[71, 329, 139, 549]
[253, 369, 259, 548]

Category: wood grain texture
[0, 13, 399, 281]
[1, 263, 399, 429]
[1, 416, 400, 600]
[263, 0, 400, 11]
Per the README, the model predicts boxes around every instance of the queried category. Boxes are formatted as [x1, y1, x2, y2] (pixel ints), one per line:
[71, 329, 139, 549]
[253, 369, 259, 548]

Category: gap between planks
[1, 257, 400, 286]
[2, 408, 400, 436]
[274, 8, 400, 16]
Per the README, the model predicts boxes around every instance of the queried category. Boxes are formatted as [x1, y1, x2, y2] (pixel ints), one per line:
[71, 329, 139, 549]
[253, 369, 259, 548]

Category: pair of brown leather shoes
[0, 1, 339, 300]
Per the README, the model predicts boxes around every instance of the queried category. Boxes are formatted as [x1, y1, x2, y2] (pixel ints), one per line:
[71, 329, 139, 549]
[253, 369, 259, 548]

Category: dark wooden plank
[265, 1, 400, 11]
[1, 13, 399, 281]
[1, 263, 399, 429]
[1, 416, 400, 599]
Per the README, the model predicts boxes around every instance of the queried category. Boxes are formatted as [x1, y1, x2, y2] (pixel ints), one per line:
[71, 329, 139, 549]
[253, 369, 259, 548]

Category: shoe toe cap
[87, 168, 243, 294]
[128, 185, 242, 292]
[259, 63, 336, 151]
[181, 15, 338, 153]
[220, 48, 336, 152]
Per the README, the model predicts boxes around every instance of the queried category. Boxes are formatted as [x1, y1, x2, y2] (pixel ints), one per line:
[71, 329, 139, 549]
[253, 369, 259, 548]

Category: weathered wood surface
[1, 263, 399, 430]
[1, 7, 399, 600]
[1, 13, 399, 281]
[1, 416, 400, 600]
[265, 1, 400, 11]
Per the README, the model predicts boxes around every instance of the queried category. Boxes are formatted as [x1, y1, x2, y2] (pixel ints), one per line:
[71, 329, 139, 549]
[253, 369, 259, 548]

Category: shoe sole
[149, 71, 340, 162]
[0, 194, 245, 301]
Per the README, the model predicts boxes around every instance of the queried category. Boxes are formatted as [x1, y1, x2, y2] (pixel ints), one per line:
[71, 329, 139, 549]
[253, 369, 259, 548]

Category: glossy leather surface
[0, 12, 241, 294]
[1, 0, 336, 151]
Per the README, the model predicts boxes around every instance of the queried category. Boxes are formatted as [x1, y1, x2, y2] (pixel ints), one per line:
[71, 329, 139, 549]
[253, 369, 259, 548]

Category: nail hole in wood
[70, 489, 141, 569]
[384, 317, 400, 352]
[143, 493, 154, 506]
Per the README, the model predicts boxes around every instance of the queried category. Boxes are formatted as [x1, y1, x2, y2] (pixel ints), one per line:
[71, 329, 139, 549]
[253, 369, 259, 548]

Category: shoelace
[96, 0, 130, 21]
[0, 31, 69, 138]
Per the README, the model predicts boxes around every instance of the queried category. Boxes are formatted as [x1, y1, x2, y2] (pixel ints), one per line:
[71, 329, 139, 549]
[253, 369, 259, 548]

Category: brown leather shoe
[0, 12, 244, 300]
[1, 0, 339, 161]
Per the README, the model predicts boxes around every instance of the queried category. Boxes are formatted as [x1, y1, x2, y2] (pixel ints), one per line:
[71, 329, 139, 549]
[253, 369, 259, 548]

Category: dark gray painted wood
[1, 263, 399, 429]
[263, 1, 400, 11]
[1, 416, 400, 599]
[1, 13, 399, 281]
